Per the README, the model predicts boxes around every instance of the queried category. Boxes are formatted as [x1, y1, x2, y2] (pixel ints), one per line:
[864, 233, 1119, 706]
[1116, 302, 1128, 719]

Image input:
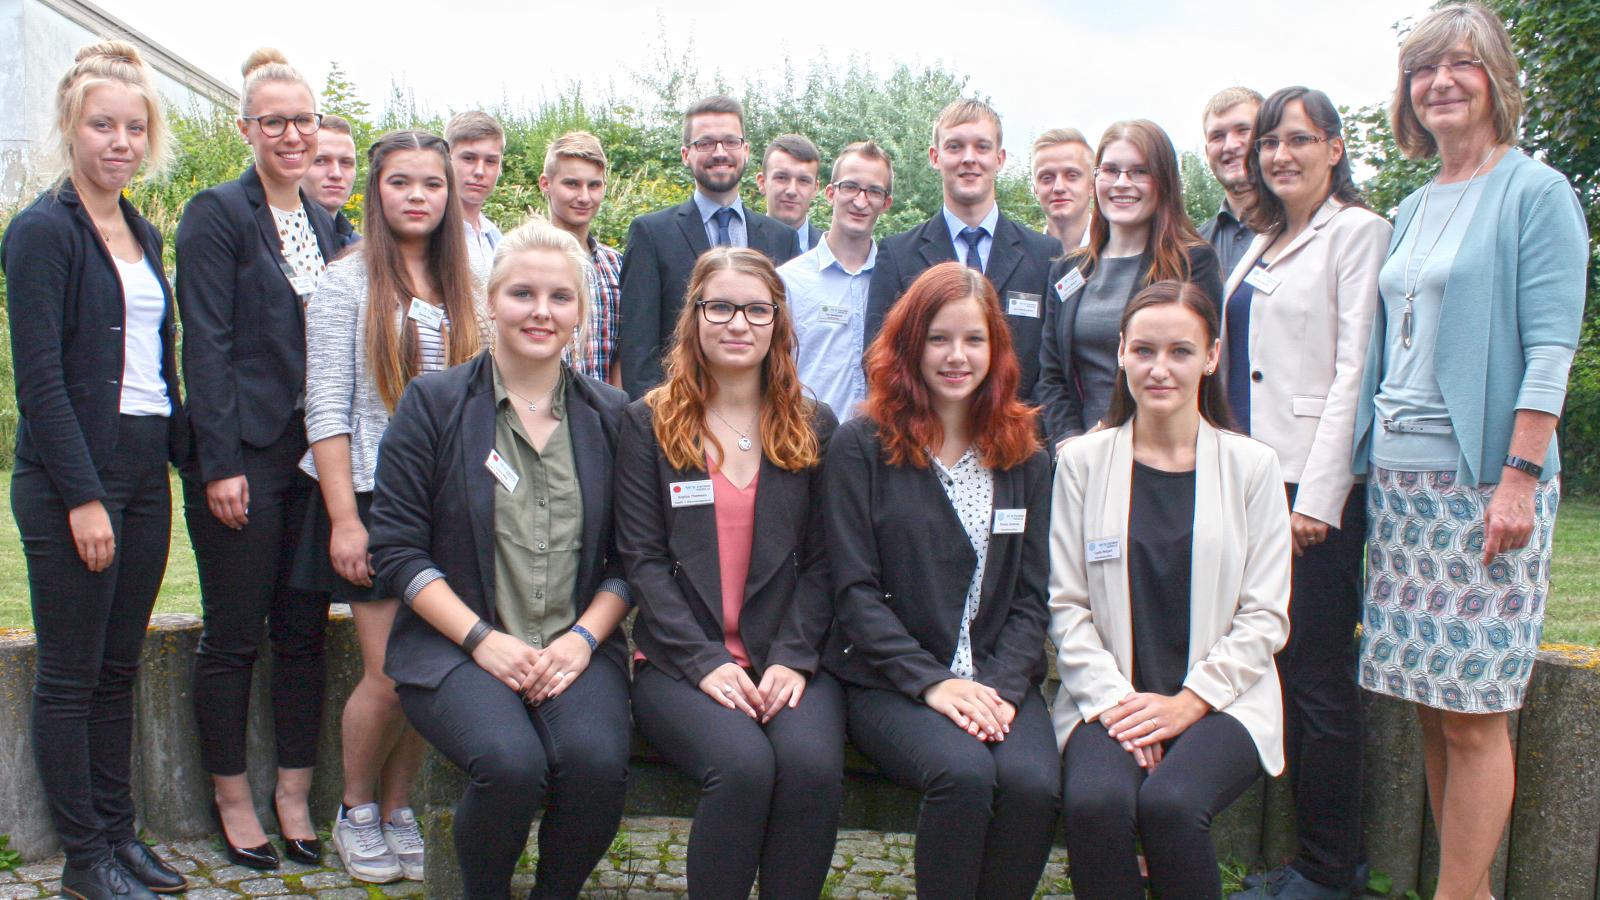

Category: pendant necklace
[1401, 146, 1495, 349]
[709, 407, 757, 452]
[505, 380, 557, 414]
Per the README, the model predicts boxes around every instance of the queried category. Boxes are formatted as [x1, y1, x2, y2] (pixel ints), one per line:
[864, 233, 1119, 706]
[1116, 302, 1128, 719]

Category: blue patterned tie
[713, 207, 736, 247]
[960, 226, 986, 273]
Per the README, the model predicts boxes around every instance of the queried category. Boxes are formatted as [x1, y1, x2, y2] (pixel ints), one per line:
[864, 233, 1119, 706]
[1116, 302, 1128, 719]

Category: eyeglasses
[241, 113, 323, 137]
[697, 300, 778, 326]
[831, 181, 890, 203]
[1094, 165, 1153, 185]
[1404, 58, 1485, 83]
[1254, 134, 1329, 154]
[688, 137, 748, 153]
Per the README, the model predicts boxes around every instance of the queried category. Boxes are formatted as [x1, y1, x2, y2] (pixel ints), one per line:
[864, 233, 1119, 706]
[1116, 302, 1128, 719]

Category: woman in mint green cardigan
[1349, 6, 1588, 899]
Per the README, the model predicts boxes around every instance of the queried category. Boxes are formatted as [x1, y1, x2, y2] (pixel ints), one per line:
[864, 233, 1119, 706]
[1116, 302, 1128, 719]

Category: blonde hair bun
[241, 47, 290, 78]
[76, 39, 141, 66]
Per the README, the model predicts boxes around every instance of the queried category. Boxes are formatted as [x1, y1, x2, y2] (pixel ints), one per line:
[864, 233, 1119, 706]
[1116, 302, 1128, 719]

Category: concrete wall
[2, 616, 1599, 899]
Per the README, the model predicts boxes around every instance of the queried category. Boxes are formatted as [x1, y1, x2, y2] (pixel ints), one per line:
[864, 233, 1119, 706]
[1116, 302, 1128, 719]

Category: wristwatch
[1504, 455, 1544, 479]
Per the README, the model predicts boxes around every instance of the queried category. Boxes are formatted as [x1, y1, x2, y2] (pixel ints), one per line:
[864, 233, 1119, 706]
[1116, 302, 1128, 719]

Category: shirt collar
[492, 358, 568, 421]
[814, 235, 877, 277]
[1216, 197, 1246, 226]
[942, 203, 1000, 241]
[694, 190, 746, 224]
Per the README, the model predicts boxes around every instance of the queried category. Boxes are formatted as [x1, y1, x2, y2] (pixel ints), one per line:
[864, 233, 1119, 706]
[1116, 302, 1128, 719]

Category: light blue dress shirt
[942, 203, 1000, 271]
[779, 237, 876, 421]
[692, 191, 749, 248]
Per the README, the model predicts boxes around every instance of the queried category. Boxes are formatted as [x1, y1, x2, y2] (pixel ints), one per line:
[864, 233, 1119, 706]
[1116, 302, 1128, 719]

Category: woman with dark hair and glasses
[1051, 281, 1291, 900]
[617, 247, 843, 899]
[174, 46, 338, 871]
[1218, 87, 1391, 900]
[1352, 6, 1587, 898]
[1037, 119, 1223, 450]
[296, 130, 487, 883]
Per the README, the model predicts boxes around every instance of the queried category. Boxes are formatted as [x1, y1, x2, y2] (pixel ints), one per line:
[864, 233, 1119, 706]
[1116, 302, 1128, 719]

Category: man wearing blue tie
[617, 96, 800, 397]
[864, 99, 1057, 400]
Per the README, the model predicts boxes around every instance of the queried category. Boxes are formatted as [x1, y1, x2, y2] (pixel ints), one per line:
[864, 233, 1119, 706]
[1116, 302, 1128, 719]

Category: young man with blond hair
[445, 110, 505, 280]
[539, 131, 625, 385]
[1199, 87, 1264, 278]
[758, 133, 824, 253]
[865, 98, 1057, 399]
[778, 140, 894, 420]
[1030, 128, 1094, 253]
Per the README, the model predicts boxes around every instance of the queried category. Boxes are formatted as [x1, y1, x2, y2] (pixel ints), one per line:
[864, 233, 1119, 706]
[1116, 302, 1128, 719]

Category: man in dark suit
[617, 96, 800, 397]
[758, 133, 825, 254]
[865, 99, 1057, 400]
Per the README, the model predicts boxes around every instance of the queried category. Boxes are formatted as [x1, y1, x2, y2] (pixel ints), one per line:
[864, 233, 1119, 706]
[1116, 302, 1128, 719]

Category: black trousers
[15, 415, 171, 866]
[632, 662, 846, 900]
[184, 421, 327, 775]
[1062, 714, 1261, 900]
[399, 653, 631, 900]
[1280, 483, 1366, 887]
[845, 685, 1060, 900]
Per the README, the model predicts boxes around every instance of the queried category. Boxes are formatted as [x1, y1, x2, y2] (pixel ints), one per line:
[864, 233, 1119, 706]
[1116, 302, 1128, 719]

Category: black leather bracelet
[1505, 455, 1544, 480]
[460, 619, 493, 656]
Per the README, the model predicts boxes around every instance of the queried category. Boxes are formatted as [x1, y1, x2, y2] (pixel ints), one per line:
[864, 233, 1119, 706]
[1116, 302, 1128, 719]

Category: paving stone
[651, 873, 688, 891]
[0, 885, 40, 899]
[378, 880, 425, 896]
[186, 889, 245, 899]
[312, 890, 368, 900]
[239, 877, 289, 895]
[167, 857, 199, 873]
[10, 864, 57, 882]
[0, 869, 13, 883]
[210, 864, 264, 884]
[296, 871, 352, 889]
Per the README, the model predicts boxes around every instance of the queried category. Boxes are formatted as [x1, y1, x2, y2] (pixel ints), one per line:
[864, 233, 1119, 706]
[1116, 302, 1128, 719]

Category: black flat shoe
[111, 840, 189, 893]
[210, 802, 280, 870]
[273, 797, 323, 865]
[61, 858, 158, 900]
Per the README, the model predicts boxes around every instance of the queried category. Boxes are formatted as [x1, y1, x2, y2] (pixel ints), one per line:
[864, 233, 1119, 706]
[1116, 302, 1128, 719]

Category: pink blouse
[710, 461, 759, 668]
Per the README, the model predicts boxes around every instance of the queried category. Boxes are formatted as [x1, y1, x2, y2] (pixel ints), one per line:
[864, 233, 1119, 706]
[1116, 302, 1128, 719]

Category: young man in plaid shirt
[539, 131, 624, 384]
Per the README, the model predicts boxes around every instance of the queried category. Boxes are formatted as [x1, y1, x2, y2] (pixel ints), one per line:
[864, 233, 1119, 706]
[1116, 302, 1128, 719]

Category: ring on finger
[721, 685, 734, 694]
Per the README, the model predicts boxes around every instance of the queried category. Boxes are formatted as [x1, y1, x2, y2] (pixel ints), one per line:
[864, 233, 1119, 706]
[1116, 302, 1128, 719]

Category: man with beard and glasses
[1198, 87, 1264, 278]
[617, 95, 800, 397]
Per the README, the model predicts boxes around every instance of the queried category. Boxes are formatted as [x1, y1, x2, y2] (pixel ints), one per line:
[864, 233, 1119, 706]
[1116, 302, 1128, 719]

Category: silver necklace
[1401, 146, 1495, 348]
[505, 381, 557, 414]
[709, 407, 757, 452]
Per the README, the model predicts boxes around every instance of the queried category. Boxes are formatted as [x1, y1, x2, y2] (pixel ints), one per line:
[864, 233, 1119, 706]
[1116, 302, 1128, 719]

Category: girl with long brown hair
[1038, 119, 1223, 449]
[616, 247, 844, 899]
[298, 129, 483, 883]
[822, 262, 1059, 899]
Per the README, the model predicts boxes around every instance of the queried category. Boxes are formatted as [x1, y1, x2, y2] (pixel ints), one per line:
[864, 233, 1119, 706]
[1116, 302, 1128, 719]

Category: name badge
[1086, 536, 1122, 562]
[408, 297, 445, 328]
[1243, 266, 1282, 295]
[820, 305, 851, 325]
[1054, 267, 1086, 299]
[1007, 291, 1041, 319]
[669, 479, 715, 508]
[992, 509, 1027, 534]
[485, 449, 520, 493]
[289, 272, 320, 298]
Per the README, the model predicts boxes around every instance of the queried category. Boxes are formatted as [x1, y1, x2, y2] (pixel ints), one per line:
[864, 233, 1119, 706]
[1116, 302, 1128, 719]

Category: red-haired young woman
[822, 261, 1059, 900]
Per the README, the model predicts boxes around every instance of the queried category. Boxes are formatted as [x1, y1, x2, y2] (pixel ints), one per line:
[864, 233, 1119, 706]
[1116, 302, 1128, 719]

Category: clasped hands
[924, 678, 1015, 742]
[470, 629, 592, 705]
[1099, 688, 1210, 770]
[699, 662, 808, 723]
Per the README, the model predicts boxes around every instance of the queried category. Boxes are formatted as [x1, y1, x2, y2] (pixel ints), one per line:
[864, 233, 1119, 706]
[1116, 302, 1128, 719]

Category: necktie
[959, 226, 986, 273]
[713, 207, 736, 247]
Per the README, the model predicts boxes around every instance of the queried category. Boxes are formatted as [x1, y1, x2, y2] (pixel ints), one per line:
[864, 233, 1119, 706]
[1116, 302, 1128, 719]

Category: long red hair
[863, 263, 1039, 469]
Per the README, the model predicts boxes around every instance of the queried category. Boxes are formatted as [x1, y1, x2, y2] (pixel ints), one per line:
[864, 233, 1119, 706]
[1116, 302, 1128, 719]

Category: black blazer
[1, 182, 188, 509]
[369, 354, 631, 690]
[1037, 243, 1224, 444]
[864, 211, 1057, 401]
[174, 165, 338, 482]
[617, 198, 800, 398]
[820, 417, 1052, 708]
[332, 210, 361, 252]
[615, 398, 838, 684]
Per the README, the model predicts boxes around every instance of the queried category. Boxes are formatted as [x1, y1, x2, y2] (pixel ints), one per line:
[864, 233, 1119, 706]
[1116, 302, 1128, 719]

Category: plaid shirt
[578, 237, 623, 380]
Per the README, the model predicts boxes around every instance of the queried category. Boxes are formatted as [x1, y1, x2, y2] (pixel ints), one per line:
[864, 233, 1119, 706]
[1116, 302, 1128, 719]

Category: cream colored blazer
[1219, 197, 1391, 526]
[1048, 421, 1292, 774]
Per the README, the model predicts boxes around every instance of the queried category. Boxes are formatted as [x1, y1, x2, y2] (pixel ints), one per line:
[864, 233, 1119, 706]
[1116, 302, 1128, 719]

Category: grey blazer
[300, 253, 489, 491]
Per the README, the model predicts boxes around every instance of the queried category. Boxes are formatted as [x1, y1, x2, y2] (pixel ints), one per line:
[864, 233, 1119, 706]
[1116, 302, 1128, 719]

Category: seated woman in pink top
[615, 247, 842, 900]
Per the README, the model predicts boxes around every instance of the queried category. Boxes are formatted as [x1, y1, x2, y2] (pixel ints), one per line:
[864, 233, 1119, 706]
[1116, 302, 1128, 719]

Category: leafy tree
[1180, 149, 1225, 230]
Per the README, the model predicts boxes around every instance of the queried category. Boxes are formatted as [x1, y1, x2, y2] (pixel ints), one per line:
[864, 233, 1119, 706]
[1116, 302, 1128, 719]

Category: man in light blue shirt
[779, 141, 894, 421]
[446, 111, 506, 282]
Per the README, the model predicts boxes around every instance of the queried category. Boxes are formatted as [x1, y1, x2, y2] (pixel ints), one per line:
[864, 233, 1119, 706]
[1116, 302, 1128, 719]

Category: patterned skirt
[1357, 467, 1560, 713]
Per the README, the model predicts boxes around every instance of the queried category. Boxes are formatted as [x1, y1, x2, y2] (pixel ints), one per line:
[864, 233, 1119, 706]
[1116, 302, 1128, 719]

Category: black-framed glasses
[1094, 164, 1153, 184]
[697, 300, 778, 326]
[1254, 134, 1329, 154]
[831, 181, 890, 202]
[1404, 58, 1485, 82]
[242, 113, 323, 137]
[688, 136, 748, 153]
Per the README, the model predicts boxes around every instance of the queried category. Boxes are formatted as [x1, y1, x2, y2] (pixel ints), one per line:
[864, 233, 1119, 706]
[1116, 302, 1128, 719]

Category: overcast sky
[101, 0, 1433, 160]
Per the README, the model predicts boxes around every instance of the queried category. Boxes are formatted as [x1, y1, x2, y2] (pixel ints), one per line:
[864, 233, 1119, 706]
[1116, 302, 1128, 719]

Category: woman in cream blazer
[1051, 281, 1291, 900]
[1218, 88, 1390, 899]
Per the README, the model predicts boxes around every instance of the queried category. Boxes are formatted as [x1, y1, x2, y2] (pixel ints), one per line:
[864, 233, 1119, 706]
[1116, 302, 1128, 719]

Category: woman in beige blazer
[1218, 87, 1390, 900]
[1050, 281, 1291, 900]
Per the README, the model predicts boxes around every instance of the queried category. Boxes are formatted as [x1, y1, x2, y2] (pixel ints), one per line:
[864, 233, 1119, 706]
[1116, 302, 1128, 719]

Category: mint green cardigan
[1352, 149, 1590, 485]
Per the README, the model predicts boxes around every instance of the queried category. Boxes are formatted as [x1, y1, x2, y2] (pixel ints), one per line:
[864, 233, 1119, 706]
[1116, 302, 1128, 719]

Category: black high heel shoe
[210, 801, 280, 870]
[273, 797, 323, 865]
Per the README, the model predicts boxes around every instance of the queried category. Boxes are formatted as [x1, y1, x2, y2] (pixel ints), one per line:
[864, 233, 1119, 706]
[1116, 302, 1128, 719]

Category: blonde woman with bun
[175, 47, 339, 872]
[2, 41, 189, 900]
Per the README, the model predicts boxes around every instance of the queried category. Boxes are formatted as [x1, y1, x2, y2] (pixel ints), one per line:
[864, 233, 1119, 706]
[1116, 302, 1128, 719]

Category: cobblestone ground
[0, 816, 1074, 898]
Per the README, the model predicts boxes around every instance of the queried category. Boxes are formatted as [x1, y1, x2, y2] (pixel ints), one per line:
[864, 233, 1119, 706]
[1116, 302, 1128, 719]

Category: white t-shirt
[114, 255, 171, 416]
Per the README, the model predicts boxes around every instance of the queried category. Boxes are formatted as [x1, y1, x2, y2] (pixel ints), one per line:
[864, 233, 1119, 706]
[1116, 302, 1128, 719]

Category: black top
[614, 398, 838, 684]
[1128, 460, 1195, 697]
[1225, 262, 1263, 435]
[1, 181, 188, 508]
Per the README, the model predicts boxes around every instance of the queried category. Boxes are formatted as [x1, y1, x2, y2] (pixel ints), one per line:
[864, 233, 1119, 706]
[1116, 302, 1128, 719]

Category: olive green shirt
[491, 364, 584, 649]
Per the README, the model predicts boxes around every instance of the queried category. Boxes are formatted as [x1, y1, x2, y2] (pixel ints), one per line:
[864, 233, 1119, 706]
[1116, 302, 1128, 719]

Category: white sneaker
[333, 802, 402, 883]
[382, 807, 425, 881]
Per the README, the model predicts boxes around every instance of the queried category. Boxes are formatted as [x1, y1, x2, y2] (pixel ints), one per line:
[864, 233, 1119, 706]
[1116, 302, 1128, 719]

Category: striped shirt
[577, 236, 623, 380]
